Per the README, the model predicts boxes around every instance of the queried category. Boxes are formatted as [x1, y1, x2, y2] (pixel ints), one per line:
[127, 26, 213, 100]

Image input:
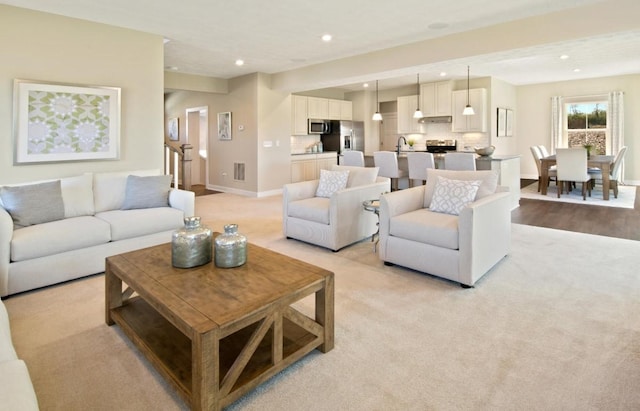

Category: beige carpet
[5, 193, 640, 410]
[520, 182, 636, 208]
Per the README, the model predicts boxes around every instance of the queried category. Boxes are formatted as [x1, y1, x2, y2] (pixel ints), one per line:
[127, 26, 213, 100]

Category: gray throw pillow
[121, 175, 172, 210]
[0, 180, 65, 228]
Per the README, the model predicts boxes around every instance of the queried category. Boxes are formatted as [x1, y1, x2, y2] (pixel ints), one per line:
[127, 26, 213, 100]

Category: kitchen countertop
[291, 151, 337, 159]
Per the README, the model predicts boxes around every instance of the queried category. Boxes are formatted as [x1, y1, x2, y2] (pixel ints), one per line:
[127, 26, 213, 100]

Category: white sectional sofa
[0, 169, 195, 297]
[0, 300, 39, 409]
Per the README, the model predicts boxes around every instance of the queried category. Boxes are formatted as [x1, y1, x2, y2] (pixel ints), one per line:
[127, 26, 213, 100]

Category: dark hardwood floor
[512, 179, 640, 241]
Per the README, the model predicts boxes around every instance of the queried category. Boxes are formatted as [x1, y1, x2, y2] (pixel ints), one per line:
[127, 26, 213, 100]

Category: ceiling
[2, 0, 639, 91]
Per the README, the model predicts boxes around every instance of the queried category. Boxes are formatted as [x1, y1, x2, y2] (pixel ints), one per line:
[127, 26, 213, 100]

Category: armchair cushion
[430, 176, 481, 215]
[424, 169, 499, 208]
[315, 169, 349, 198]
[287, 197, 331, 224]
[390, 208, 459, 249]
[331, 165, 379, 187]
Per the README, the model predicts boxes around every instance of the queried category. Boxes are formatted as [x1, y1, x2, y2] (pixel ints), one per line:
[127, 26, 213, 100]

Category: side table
[362, 199, 380, 252]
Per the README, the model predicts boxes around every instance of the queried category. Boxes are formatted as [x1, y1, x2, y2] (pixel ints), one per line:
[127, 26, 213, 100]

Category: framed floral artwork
[168, 117, 179, 141]
[13, 79, 121, 164]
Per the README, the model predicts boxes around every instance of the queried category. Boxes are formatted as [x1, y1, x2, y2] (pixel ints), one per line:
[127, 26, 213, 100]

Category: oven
[426, 139, 457, 153]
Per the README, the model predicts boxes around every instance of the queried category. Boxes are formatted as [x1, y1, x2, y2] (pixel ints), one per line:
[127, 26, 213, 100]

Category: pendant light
[372, 80, 383, 121]
[463, 65, 475, 116]
[413, 73, 423, 119]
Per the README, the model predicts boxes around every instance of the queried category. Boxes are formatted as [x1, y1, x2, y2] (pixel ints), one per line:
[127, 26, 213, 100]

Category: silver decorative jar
[171, 216, 212, 268]
[214, 224, 247, 268]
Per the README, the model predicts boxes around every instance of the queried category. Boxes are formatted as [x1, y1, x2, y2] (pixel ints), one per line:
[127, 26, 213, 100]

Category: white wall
[517, 74, 640, 182]
[0, 5, 164, 184]
[491, 78, 518, 155]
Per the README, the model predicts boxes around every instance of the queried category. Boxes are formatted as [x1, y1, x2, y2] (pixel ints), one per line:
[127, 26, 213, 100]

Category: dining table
[540, 154, 615, 200]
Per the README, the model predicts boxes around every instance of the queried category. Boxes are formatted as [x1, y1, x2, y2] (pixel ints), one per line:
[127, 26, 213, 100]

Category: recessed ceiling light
[163, 38, 171, 44]
[235, 59, 244, 66]
[164, 66, 178, 71]
[439, 72, 447, 77]
[560, 55, 569, 59]
[363, 83, 369, 88]
[573, 68, 581, 72]
[321, 34, 332, 42]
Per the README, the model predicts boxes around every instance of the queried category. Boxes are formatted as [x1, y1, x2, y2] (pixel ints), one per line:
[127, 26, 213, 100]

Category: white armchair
[378, 169, 510, 287]
[283, 165, 390, 251]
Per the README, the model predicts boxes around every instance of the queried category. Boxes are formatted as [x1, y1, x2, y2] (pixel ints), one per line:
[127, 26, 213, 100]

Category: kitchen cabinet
[307, 97, 328, 119]
[397, 95, 423, 134]
[290, 152, 338, 183]
[451, 88, 487, 132]
[420, 81, 452, 117]
[291, 95, 308, 135]
[340, 100, 352, 120]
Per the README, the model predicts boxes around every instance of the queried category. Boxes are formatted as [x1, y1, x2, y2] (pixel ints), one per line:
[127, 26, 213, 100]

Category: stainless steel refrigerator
[321, 120, 364, 156]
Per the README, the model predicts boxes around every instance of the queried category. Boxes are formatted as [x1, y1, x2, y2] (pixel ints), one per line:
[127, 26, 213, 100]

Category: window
[564, 98, 607, 154]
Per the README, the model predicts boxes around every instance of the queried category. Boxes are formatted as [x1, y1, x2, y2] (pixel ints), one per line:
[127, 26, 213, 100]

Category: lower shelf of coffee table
[110, 296, 318, 403]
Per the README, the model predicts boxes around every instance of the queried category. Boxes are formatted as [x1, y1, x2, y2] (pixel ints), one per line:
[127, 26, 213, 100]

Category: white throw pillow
[424, 169, 499, 208]
[330, 165, 379, 187]
[60, 174, 95, 218]
[315, 169, 349, 198]
[429, 176, 481, 215]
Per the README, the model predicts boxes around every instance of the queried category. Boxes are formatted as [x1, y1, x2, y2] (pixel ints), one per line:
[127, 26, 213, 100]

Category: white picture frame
[497, 107, 506, 137]
[168, 117, 179, 141]
[218, 111, 231, 140]
[506, 109, 514, 137]
[13, 79, 121, 164]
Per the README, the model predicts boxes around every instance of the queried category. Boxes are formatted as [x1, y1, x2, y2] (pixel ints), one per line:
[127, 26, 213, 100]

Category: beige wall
[165, 73, 292, 196]
[490, 78, 518, 155]
[0, 5, 164, 184]
[516, 74, 640, 182]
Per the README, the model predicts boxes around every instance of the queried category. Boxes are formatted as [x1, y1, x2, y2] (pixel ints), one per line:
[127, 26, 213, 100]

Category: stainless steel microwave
[308, 119, 331, 134]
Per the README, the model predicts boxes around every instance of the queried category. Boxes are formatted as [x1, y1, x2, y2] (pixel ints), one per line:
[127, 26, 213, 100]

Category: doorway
[185, 106, 209, 186]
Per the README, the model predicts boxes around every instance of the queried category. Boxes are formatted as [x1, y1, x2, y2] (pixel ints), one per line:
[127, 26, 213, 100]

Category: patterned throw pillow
[315, 169, 350, 198]
[429, 176, 481, 215]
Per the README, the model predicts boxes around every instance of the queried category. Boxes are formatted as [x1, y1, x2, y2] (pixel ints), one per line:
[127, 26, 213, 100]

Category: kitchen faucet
[396, 136, 407, 155]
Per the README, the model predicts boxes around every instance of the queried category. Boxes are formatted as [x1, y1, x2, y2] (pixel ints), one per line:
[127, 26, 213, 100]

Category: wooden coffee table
[105, 236, 334, 411]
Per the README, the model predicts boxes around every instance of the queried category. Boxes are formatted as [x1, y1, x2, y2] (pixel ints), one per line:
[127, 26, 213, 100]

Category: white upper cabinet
[451, 88, 487, 132]
[307, 97, 328, 119]
[291, 95, 308, 135]
[340, 100, 352, 120]
[328, 99, 341, 120]
[420, 81, 452, 117]
[397, 95, 423, 134]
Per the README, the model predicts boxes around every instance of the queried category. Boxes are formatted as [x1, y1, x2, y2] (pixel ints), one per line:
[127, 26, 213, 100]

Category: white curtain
[608, 91, 625, 183]
[550, 96, 562, 154]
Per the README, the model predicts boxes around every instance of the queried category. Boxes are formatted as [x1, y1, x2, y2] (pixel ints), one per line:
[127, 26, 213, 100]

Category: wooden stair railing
[164, 143, 192, 191]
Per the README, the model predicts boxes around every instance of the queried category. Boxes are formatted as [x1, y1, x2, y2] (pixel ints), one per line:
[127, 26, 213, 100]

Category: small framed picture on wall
[168, 117, 179, 141]
[218, 112, 231, 140]
[497, 108, 506, 137]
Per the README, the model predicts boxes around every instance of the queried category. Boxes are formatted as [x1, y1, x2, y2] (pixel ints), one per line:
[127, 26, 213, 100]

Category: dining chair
[537, 145, 551, 158]
[342, 150, 365, 167]
[589, 146, 627, 198]
[373, 151, 407, 191]
[530, 145, 557, 192]
[444, 152, 476, 170]
[555, 148, 592, 200]
[406, 152, 435, 187]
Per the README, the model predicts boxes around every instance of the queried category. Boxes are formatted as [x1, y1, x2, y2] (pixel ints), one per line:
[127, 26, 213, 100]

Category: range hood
[418, 116, 452, 124]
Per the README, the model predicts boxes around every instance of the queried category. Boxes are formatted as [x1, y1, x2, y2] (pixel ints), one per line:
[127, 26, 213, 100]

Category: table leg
[540, 160, 549, 195]
[192, 330, 219, 411]
[601, 162, 611, 200]
[316, 274, 334, 353]
[105, 260, 122, 326]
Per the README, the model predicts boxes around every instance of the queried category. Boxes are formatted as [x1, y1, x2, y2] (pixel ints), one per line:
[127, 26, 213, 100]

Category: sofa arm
[0, 208, 13, 297]
[169, 188, 195, 217]
[458, 190, 511, 284]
